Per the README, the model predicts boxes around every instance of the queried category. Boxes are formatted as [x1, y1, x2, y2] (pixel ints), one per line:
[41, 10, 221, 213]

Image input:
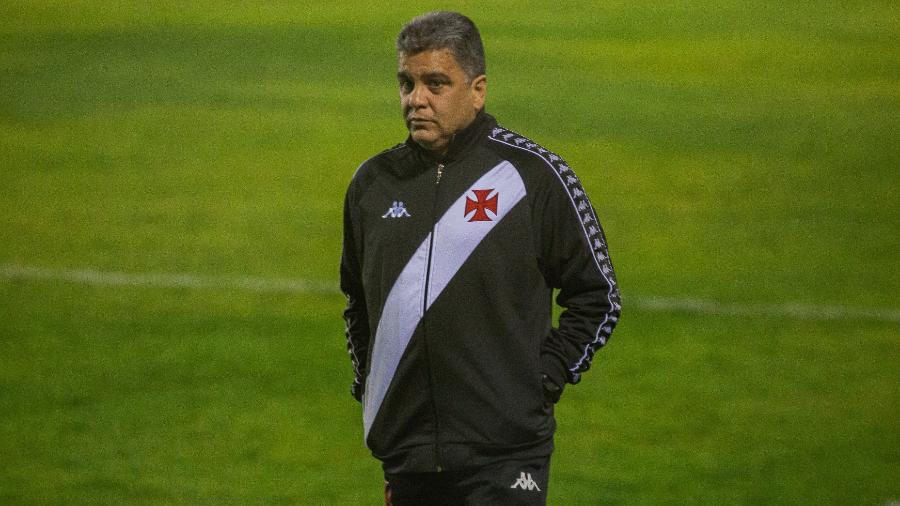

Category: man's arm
[536, 168, 621, 402]
[340, 181, 370, 402]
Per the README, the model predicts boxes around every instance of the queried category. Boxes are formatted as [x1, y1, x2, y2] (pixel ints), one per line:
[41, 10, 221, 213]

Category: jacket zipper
[422, 163, 444, 471]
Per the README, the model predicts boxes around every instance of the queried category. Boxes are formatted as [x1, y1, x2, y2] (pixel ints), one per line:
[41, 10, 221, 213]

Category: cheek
[439, 98, 465, 123]
[432, 97, 454, 118]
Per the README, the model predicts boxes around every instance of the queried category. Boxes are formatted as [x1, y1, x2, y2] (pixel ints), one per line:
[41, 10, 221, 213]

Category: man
[341, 11, 621, 505]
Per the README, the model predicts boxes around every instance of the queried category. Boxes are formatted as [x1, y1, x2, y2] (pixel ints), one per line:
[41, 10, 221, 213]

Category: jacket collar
[404, 109, 494, 165]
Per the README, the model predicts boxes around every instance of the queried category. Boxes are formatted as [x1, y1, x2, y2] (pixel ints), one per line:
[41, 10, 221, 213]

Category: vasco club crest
[464, 189, 498, 222]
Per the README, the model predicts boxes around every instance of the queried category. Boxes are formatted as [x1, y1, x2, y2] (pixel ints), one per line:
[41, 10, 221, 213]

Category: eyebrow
[396, 71, 452, 82]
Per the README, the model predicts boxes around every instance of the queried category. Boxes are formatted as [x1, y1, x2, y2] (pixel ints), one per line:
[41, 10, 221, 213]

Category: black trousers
[384, 456, 550, 506]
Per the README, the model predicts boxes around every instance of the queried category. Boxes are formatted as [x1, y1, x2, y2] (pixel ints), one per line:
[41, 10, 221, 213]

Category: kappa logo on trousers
[510, 471, 541, 491]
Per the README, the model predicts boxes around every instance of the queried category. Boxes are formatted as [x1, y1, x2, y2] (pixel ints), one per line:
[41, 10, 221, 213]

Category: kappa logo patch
[464, 188, 498, 222]
[382, 201, 411, 219]
[510, 471, 541, 491]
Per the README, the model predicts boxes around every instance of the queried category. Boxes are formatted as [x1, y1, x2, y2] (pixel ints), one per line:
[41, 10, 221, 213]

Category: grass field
[2, 1, 898, 504]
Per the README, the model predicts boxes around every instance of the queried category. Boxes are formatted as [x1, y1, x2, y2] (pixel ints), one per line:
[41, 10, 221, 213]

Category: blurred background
[1, 1, 897, 503]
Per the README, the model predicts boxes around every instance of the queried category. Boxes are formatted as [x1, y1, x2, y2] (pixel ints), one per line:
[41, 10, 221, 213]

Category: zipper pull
[435, 164, 444, 185]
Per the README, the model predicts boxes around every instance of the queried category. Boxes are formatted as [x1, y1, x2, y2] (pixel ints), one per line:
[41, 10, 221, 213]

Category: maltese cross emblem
[464, 189, 499, 222]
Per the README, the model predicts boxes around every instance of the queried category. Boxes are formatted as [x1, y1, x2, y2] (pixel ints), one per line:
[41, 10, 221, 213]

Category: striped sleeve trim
[488, 126, 621, 381]
[344, 310, 364, 383]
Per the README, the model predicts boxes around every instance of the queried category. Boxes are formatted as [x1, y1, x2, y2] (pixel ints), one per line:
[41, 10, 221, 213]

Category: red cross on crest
[464, 189, 499, 222]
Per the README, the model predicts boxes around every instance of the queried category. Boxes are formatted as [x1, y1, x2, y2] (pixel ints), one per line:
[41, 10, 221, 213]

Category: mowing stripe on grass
[631, 295, 900, 323]
[0, 264, 337, 295]
[2, 264, 899, 323]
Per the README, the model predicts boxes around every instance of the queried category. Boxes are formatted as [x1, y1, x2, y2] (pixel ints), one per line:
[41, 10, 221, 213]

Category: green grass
[2, 1, 898, 504]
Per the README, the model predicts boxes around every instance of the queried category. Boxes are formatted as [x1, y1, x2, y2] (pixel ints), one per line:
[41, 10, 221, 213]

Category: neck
[422, 138, 452, 162]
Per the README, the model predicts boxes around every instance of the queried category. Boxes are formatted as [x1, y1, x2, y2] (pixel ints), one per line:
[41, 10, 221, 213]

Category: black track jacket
[341, 111, 621, 473]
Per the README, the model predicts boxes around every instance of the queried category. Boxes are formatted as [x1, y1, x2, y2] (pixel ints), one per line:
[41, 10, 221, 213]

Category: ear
[471, 75, 487, 110]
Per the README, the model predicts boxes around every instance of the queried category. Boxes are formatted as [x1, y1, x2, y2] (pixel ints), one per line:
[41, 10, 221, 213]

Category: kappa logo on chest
[382, 201, 411, 219]
[464, 188, 499, 222]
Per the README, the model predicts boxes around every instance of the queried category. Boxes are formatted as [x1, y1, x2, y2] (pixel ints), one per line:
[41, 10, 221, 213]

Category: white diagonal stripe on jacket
[363, 161, 527, 439]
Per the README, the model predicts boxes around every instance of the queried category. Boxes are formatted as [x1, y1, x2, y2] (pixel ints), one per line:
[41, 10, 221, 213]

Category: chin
[411, 131, 438, 147]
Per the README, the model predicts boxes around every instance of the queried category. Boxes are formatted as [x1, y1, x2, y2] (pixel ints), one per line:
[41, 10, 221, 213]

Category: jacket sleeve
[535, 166, 621, 398]
[340, 179, 370, 403]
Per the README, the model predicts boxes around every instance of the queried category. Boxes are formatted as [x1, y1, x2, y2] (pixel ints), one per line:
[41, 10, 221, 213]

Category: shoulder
[349, 142, 412, 190]
[355, 142, 411, 177]
[484, 124, 579, 191]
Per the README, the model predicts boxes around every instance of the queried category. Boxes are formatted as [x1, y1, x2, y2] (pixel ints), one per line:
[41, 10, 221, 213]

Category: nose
[406, 84, 428, 109]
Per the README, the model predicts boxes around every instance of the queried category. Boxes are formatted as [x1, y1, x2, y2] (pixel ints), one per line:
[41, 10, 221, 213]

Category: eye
[398, 79, 413, 93]
[426, 80, 446, 92]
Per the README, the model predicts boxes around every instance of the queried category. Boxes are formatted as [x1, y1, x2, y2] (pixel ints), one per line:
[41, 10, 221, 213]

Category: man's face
[397, 48, 486, 158]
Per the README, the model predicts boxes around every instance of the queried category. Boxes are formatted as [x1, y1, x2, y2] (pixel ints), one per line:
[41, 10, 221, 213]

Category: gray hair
[396, 11, 486, 81]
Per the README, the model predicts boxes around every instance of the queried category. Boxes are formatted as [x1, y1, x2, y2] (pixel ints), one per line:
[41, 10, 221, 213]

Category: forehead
[398, 48, 465, 77]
